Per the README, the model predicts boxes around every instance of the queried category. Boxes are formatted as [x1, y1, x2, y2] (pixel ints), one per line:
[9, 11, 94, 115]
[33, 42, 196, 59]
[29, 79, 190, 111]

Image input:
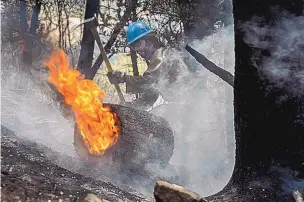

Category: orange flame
[44, 49, 120, 155]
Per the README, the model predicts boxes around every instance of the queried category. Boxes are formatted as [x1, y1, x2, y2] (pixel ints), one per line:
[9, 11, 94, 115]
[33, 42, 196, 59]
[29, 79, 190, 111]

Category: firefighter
[107, 21, 192, 110]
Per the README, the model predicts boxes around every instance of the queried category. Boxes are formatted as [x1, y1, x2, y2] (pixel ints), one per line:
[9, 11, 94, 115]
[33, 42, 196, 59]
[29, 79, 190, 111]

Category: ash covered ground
[1, 126, 153, 201]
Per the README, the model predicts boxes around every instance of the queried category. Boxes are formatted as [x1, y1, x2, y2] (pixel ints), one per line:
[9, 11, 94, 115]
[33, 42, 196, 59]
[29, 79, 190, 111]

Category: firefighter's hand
[107, 71, 126, 84]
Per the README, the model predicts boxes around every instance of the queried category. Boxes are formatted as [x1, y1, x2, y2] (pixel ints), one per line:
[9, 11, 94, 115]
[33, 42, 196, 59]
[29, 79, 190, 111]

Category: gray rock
[83, 193, 103, 202]
[154, 181, 201, 202]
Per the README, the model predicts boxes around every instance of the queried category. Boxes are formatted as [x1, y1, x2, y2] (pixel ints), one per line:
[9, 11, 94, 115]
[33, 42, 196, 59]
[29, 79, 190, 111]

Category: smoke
[242, 9, 304, 97]
[239, 9, 304, 194]
[146, 25, 235, 197]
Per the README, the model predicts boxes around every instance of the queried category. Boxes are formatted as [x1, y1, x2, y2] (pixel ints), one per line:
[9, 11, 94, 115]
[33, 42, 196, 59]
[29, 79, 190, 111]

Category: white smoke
[242, 10, 304, 96]
[240, 9, 304, 194]
[147, 25, 235, 197]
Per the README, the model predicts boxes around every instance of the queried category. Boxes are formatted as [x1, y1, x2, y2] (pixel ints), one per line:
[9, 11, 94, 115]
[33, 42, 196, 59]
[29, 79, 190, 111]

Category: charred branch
[185, 45, 234, 87]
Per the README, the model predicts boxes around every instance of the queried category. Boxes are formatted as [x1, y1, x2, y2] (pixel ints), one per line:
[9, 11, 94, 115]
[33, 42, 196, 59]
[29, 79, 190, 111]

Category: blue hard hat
[126, 21, 152, 45]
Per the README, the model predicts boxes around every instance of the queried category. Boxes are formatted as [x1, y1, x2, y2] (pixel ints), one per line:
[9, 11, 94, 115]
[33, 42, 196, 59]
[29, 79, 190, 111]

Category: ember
[44, 49, 120, 155]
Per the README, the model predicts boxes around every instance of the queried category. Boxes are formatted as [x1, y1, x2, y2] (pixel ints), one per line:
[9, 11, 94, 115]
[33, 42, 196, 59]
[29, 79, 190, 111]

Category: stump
[73, 104, 175, 170]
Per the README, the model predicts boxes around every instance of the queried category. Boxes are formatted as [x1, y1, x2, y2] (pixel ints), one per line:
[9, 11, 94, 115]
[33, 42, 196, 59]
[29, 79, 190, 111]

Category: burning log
[44, 49, 175, 170]
[73, 103, 174, 169]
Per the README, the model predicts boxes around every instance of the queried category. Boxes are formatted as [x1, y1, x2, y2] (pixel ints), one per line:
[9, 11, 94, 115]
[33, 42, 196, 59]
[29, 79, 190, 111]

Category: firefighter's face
[131, 39, 154, 60]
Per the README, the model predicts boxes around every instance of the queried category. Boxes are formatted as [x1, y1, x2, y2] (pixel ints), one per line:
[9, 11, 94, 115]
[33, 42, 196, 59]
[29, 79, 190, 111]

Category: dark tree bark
[20, 0, 29, 66]
[86, 0, 138, 80]
[204, 0, 304, 201]
[19, 0, 28, 33]
[20, 0, 41, 66]
[29, 0, 41, 33]
[77, 0, 100, 77]
[73, 104, 174, 171]
[185, 45, 234, 87]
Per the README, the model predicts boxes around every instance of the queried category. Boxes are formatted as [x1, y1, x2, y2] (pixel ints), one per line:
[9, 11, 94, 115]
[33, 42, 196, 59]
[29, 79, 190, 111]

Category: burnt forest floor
[1, 125, 154, 202]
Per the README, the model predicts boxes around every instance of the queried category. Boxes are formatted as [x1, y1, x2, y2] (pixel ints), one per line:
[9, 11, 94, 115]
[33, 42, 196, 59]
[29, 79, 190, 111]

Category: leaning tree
[204, 0, 304, 201]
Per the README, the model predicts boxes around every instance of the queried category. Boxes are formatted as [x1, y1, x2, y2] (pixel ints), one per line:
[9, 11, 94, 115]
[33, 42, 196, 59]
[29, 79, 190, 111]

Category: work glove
[107, 71, 126, 84]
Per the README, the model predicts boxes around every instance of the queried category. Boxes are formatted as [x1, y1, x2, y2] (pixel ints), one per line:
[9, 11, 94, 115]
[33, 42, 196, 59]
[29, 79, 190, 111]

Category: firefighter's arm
[125, 56, 163, 93]
[124, 71, 158, 94]
[106, 70, 158, 93]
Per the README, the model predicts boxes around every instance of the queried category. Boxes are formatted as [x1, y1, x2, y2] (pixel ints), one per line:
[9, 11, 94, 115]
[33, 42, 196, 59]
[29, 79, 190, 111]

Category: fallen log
[48, 81, 175, 177]
[185, 45, 234, 87]
[73, 104, 175, 170]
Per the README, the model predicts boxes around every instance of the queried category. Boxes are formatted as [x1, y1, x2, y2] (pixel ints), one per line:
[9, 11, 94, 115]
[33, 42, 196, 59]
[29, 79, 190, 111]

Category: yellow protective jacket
[125, 47, 191, 103]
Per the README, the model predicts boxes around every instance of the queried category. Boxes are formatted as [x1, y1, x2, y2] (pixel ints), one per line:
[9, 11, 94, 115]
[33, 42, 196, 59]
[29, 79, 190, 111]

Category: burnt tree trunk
[205, 0, 304, 201]
[20, 0, 41, 66]
[29, 0, 41, 33]
[20, 0, 30, 66]
[73, 104, 174, 171]
[77, 0, 99, 77]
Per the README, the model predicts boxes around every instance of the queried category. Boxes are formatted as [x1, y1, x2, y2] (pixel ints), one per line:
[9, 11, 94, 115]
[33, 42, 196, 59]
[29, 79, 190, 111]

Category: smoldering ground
[1, 4, 235, 198]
